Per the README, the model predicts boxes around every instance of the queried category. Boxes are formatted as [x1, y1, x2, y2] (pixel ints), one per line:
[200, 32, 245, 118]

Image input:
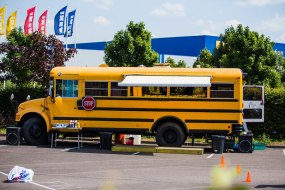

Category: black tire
[23, 117, 48, 145]
[155, 122, 186, 147]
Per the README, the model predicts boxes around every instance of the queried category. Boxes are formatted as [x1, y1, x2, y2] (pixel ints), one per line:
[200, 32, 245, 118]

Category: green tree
[104, 21, 158, 67]
[165, 56, 187, 68]
[0, 28, 77, 89]
[165, 56, 176, 67]
[177, 60, 187, 68]
[193, 49, 213, 68]
[194, 24, 285, 88]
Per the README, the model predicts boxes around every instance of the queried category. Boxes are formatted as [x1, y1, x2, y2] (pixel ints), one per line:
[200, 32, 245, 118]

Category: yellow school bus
[15, 66, 243, 146]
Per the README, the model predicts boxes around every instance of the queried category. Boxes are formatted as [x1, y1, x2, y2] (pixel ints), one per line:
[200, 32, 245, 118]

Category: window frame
[85, 81, 109, 97]
[210, 83, 234, 98]
[111, 82, 128, 97]
[56, 79, 78, 98]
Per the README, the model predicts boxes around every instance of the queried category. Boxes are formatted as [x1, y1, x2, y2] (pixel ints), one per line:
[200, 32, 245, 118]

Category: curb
[112, 145, 156, 153]
[156, 147, 204, 155]
[112, 145, 204, 155]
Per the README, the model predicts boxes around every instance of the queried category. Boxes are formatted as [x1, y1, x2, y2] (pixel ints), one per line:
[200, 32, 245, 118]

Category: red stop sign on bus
[82, 96, 96, 111]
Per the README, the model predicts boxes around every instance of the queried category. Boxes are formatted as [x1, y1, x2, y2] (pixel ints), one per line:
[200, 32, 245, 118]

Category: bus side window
[56, 80, 78, 98]
[170, 87, 206, 98]
[111, 82, 127, 96]
[210, 83, 234, 98]
[142, 87, 166, 96]
[85, 82, 108, 96]
[56, 80, 63, 97]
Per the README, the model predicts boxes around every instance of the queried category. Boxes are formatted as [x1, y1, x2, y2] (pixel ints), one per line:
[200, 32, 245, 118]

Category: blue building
[68, 35, 285, 62]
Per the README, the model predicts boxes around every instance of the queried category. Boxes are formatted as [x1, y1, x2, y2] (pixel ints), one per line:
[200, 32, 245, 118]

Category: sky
[1, 0, 285, 67]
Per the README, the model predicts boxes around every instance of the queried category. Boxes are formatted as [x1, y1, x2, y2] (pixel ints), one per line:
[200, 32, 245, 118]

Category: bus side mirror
[10, 94, 14, 100]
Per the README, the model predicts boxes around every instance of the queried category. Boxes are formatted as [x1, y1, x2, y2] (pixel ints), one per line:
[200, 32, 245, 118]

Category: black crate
[238, 134, 253, 153]
[6, 127, 21, 145]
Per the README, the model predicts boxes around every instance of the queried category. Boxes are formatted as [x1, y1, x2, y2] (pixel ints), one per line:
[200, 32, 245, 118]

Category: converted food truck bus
[15, 66, 247, 147]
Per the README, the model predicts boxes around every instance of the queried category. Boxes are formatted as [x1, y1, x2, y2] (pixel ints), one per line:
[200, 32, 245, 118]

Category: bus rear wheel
[155, 122, 185, 147]
[23, 117, 47, 145]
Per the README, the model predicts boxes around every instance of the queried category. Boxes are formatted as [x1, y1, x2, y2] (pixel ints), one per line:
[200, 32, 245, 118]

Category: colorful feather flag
[38, 10, 48, 35]
[6, 11, 17, 36]
[24, 6, 36, 34]
[64, 10, 76, 37]
[0, 6, 6, 36]
[54, 6, 67, 35]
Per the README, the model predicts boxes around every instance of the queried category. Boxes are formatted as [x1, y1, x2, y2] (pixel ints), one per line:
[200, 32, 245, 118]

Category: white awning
[118, 75, 211, 87]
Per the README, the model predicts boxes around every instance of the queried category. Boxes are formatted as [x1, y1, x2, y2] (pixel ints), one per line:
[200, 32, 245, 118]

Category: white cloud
[93, 16, 111, 25]
[84, 0, 113, 10]
[194, 19, 218, 36]
[163, 2, 185, 16]
[195, 19, 217, 31]
[261, 14, 285, 32]
[98, 0, 113, 10]
[225, 19, 241, 28]
[152, 2, 185, 17]
[201, 30, 218, 36]
[152, 8, 168, 16]
[235, 0, 285, 7]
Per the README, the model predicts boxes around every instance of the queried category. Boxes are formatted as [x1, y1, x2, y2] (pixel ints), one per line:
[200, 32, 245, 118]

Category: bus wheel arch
[21, 115, 48, 145]
[152, 116, 188, 147]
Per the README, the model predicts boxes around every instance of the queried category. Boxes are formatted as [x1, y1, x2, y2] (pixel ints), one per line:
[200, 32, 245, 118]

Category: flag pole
[2, 5, 7, 89]
[2, 4, 7, 37]
[34, 5, 37, 33]
[46, 8, 49, 35]
[65, 5, 68, 50]
[74, 9, 77, 65]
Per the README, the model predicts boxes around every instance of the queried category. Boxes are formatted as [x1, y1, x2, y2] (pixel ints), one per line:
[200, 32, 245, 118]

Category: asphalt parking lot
[0, 135, 284, 190]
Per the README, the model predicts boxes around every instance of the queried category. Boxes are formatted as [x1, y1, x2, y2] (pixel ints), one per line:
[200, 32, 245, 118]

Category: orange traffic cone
[245, 170, 252, 183]
[220, 155, 225, 168]
[236, 164, 241, 175]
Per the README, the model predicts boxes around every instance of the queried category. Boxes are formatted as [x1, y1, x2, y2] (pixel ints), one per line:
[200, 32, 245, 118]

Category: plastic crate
[253, 143, 266, 150]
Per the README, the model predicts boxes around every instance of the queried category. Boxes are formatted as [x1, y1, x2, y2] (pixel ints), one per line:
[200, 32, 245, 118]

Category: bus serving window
[85, 82, 108, 96]
[170, 87, 207, 98]
[142, 87, 167, 96]
[111, 82, 127, 96]
[56, 80, 78, 97]
[210, 84, 234, 98]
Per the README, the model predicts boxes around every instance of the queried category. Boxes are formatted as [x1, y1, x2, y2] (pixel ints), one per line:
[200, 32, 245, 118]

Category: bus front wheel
[155, 122, 185, 147]
[23, 117, 48, 145]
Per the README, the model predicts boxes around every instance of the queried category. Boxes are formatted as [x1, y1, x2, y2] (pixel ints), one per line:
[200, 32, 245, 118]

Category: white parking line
[207, 154, 214, 158]
[0, 145, 7, 148]
[0, 171, 56, 190]
[0, 171, 8, 176]
[29, 181, 56, 190]
[283, 149, 285, 156]
[61, 147, 79, 152]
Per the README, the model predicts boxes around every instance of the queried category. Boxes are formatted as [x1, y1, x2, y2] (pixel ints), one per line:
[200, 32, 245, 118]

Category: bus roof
[50, 66, 242, 81]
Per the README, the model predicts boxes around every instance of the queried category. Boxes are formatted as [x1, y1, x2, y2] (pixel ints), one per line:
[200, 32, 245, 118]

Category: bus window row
[55, 80, 234, 98]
